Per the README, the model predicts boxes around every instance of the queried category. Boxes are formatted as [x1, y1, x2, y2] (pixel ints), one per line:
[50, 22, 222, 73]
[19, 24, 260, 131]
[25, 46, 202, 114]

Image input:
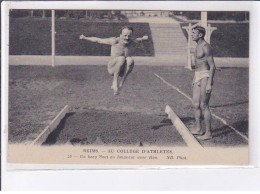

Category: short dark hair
[192, 26, 206, 38]
[120, 26, 134, 34]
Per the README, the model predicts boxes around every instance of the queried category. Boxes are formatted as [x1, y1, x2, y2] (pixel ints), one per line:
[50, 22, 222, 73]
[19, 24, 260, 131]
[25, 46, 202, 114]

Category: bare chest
[195, 45, 205, 59]
[111, 43, 132, 57]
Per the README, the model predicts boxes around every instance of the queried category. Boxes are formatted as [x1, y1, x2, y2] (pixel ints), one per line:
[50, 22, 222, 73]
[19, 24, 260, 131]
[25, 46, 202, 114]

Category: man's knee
[126, 57, 134, 67]
[108, 68, 114, 75]
[192, 102, 200, 109]
[117, 56, 126, 65]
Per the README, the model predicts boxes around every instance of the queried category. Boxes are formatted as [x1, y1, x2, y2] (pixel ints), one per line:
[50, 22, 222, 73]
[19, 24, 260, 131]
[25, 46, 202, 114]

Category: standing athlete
[80, 26, 148, 95]
[191, 26, 216, 140]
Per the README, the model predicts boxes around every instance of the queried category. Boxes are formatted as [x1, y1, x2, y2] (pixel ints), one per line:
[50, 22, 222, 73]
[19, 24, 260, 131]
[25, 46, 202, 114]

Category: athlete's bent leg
[108, 56, 126, 95]
[118, 57, 134, 89]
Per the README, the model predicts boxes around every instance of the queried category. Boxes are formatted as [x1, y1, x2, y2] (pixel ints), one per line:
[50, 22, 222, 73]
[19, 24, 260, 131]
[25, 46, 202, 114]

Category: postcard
[2, 1, 251, 169]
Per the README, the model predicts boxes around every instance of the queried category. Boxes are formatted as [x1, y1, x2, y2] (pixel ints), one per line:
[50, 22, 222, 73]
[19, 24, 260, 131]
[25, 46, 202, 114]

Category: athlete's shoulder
[202, 40, 210, 47]
[106, 37, 118, 45]
[202, 41, 213, 55]
[112, 37, 120, 44]
[202, 41, 211, 49]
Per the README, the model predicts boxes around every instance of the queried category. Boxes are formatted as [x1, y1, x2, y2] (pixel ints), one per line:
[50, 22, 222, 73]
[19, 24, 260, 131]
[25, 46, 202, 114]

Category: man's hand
[142, 35, 148, 40]
[206, 83, 212, 94]
[79, 34, 86, 40]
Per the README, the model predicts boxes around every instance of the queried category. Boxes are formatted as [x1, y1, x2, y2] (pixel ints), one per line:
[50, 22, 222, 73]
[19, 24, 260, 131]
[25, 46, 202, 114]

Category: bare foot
[190, 129, 204, 136]
[111, 84, 119, 95]
[197, 134, 212, 141]
[114, 90, 119, 95]
[118, 82, 123, 89]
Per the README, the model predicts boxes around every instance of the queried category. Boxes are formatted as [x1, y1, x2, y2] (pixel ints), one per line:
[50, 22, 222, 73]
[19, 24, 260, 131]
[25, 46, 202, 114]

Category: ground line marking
[30, 105, 69, 146]
[165, 105, 203, 149]
[154, 73, 248, 142]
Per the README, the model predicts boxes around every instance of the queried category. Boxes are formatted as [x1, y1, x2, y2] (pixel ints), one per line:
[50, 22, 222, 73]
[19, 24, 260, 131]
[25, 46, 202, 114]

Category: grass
[9, 18, 154, 56]
[9, 19, 52, 55]
[10, 18, 249, 57]
[9, 65, 248, 147]
[180, 23, 249, 57]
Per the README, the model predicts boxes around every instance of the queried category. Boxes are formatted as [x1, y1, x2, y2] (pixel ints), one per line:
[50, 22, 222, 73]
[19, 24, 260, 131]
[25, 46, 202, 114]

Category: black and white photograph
[3, 2, 250, 167]
[3, 0, 260, 191]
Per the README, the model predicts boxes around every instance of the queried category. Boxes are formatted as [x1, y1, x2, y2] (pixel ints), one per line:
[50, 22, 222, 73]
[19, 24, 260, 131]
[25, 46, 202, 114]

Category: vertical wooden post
[201, 11, 208, 42]
[207, 24, 211, 43]
[201, 11, 207, 28]
[42, 10, 46, 18]
[187, 23, 192, 70]
[52, 10, 55, 67]
[29, 10, 34, 17]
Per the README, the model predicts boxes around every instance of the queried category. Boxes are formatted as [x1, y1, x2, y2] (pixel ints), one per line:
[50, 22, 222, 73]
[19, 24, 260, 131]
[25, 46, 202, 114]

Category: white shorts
[192, 70, 210, 87]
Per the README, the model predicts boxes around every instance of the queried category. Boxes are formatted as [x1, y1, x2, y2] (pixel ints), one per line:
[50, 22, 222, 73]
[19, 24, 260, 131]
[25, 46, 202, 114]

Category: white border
[4, 1, 255, 11]
[2, 1, 260, 190]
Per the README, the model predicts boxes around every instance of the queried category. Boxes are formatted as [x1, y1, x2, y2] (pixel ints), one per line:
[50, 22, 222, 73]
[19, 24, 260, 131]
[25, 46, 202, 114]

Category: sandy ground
[9, 65, 248, 147]
[43, 109, 186, 147]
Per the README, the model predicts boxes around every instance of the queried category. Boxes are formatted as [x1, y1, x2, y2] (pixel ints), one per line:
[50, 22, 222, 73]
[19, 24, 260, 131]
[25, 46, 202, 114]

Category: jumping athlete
[191, 26, 216, 141]
[80, 26, 148, 95]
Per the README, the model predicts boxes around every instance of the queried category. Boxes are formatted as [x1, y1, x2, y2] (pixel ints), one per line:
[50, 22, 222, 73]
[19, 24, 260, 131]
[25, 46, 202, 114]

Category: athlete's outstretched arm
[134, 35, 149, 43]
[203, 44, 216, 93]
[79, 34, 116, 45]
